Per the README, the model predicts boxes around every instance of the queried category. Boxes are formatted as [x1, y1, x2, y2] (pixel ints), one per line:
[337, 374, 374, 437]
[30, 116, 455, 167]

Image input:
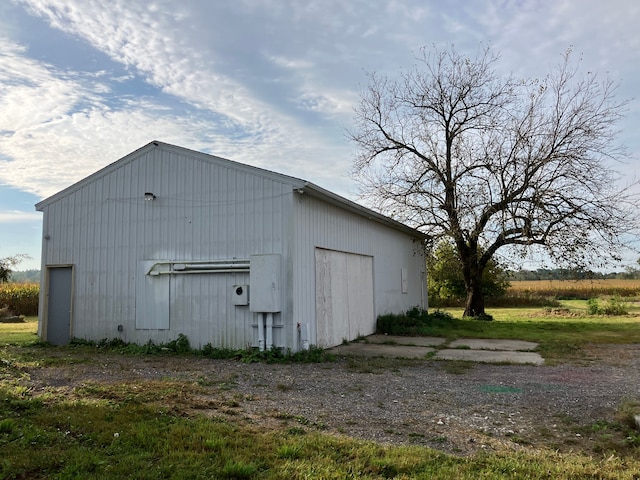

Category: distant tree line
[428, 240, 640, 308]
[507, 264, 640, 281]
[0, 254, 32, 283]
[9, 270, 40, 283]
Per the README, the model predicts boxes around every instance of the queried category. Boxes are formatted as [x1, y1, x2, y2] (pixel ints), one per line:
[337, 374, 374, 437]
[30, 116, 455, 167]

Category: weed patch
[587, 296, 629, 315]
[377, 308, 457, 336]
[68, 336, 336, 365]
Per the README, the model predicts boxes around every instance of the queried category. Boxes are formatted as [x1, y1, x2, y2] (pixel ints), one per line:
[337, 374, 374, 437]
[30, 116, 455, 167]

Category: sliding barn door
[315, 249, 374, 347]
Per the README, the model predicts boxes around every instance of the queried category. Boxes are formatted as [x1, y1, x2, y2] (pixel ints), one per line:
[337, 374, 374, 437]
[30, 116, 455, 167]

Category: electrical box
[232, 285, 249, 306]
[249, 254, 282, 312]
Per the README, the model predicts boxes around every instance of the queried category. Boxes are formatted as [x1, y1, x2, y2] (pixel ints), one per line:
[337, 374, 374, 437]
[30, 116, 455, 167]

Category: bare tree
[0, 254, 31, 283]
[350, 45, 637, 317]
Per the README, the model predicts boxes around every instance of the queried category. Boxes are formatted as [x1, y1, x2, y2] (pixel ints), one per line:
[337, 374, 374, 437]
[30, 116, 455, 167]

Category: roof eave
[299, 182, 427, 240]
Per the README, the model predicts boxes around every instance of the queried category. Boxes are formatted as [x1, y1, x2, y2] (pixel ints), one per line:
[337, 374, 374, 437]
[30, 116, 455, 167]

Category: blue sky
[1, 0, 639, 271]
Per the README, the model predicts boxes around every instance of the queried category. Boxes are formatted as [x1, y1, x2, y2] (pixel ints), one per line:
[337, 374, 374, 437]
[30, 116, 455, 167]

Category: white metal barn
[36, 141, 427, 350]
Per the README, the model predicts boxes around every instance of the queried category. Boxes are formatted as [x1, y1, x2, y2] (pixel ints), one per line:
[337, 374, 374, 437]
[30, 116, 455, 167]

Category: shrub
[428, 241, 510, 307]
[200, 343, 239, 359]
[0, 283, 39, 316]
[587, 298, 601, 315]
[587, 296, 628, 315]
[376, 308, 454, 335]
[166, 333, 192, 353]
[603, 296, 629, 315]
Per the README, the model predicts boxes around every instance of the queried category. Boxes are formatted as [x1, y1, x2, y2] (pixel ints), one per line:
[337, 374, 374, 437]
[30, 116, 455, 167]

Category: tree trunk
[463, 282, 485, 317]
[460, 244, 486, 317]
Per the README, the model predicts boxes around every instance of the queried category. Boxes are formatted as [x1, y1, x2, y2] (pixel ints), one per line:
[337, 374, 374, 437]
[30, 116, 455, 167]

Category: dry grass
[0, 283, 39, 316]
[508, 279, 640, 299]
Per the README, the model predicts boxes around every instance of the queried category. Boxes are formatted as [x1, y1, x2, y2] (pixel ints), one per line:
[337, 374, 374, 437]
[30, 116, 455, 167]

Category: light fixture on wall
[144, 192, 156, 201]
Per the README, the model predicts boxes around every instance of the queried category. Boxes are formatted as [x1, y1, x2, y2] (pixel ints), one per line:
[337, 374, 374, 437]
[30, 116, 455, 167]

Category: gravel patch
[22, 343, 640, 456]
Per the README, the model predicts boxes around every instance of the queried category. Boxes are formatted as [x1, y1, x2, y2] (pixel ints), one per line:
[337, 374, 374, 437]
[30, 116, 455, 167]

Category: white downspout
[266, 313, 273, 350]
[298, 322, 309, 350]
[258, 313, 265, 351]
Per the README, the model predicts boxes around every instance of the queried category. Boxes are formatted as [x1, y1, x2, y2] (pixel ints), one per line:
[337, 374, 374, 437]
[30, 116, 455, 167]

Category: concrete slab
[365, 335, 447, 347]
[328, 343, 435, 358]
[448, 338, 538, 351]
[434, 349, 544, 365]
[326, 335, 544, 364]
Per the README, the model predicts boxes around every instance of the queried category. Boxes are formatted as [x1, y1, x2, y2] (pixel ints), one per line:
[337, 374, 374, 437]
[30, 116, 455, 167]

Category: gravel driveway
[24, 343, 640, 456]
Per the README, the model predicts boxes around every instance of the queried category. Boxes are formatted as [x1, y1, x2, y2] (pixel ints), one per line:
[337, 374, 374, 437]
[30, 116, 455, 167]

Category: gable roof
[35, 141, 427, 240]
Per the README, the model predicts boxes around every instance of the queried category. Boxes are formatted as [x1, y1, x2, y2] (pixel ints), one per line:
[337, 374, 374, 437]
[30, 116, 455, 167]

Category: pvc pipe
[266, 313, 273, 350]
[258, 313, 265, 352]
[147, 260, 250, 276]
[298, 322, 309, 350]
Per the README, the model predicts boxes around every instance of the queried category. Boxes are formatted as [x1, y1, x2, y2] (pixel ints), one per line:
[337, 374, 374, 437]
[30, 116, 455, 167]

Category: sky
[1, 0, 639, 271]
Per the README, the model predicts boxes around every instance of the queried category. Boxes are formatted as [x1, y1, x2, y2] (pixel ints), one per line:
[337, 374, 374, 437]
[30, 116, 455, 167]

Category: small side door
[45, 266, 73, 345]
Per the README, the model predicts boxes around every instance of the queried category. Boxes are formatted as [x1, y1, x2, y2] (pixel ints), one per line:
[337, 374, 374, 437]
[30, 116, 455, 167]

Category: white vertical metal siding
[292, 194, 426, 347]
[39, 144, 293, 349]
[38, 143, 426, 351]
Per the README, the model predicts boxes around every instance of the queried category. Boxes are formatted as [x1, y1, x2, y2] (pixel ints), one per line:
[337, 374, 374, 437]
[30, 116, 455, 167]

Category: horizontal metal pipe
[154, 268, 250, 275]
[147, 260, 250, 276]
[180, 263, 249, 270]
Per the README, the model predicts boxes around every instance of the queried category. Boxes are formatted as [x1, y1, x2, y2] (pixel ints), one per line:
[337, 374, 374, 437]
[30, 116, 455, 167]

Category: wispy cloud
[2, 0, 639, 205]
[476, 0, 640, 76]
[7, 0, 359, 196]
[0, 209, 41, 223]
[0, 38, 227, 197]
[1, 0, 640, 270]
[17, 1, 277, 127]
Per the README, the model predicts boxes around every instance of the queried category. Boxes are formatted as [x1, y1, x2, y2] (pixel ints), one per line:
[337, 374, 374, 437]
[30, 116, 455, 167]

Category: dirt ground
[18, 343, 640, 456]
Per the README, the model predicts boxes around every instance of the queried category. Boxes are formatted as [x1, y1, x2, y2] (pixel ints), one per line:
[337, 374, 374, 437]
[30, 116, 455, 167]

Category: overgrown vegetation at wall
[70, 334, 335, 364]
[0, 283, 39, 316]
[377, 308, 462, 335]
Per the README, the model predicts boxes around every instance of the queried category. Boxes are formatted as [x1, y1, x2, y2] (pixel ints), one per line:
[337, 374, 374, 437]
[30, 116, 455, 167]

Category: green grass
[1, 382, 639, 479]
[0, 315, 39, 345]
[2, 306, 640, 478]
[473, 302, 639, 363]
[7, 305, 640, 367]
[381, 301, 640, 364]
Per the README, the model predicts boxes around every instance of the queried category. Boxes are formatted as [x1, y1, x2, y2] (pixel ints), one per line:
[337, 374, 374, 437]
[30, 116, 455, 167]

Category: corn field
[508, 279, 640, 299]
[428, 278, 640, 308]
[0, 283, 39, 316]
